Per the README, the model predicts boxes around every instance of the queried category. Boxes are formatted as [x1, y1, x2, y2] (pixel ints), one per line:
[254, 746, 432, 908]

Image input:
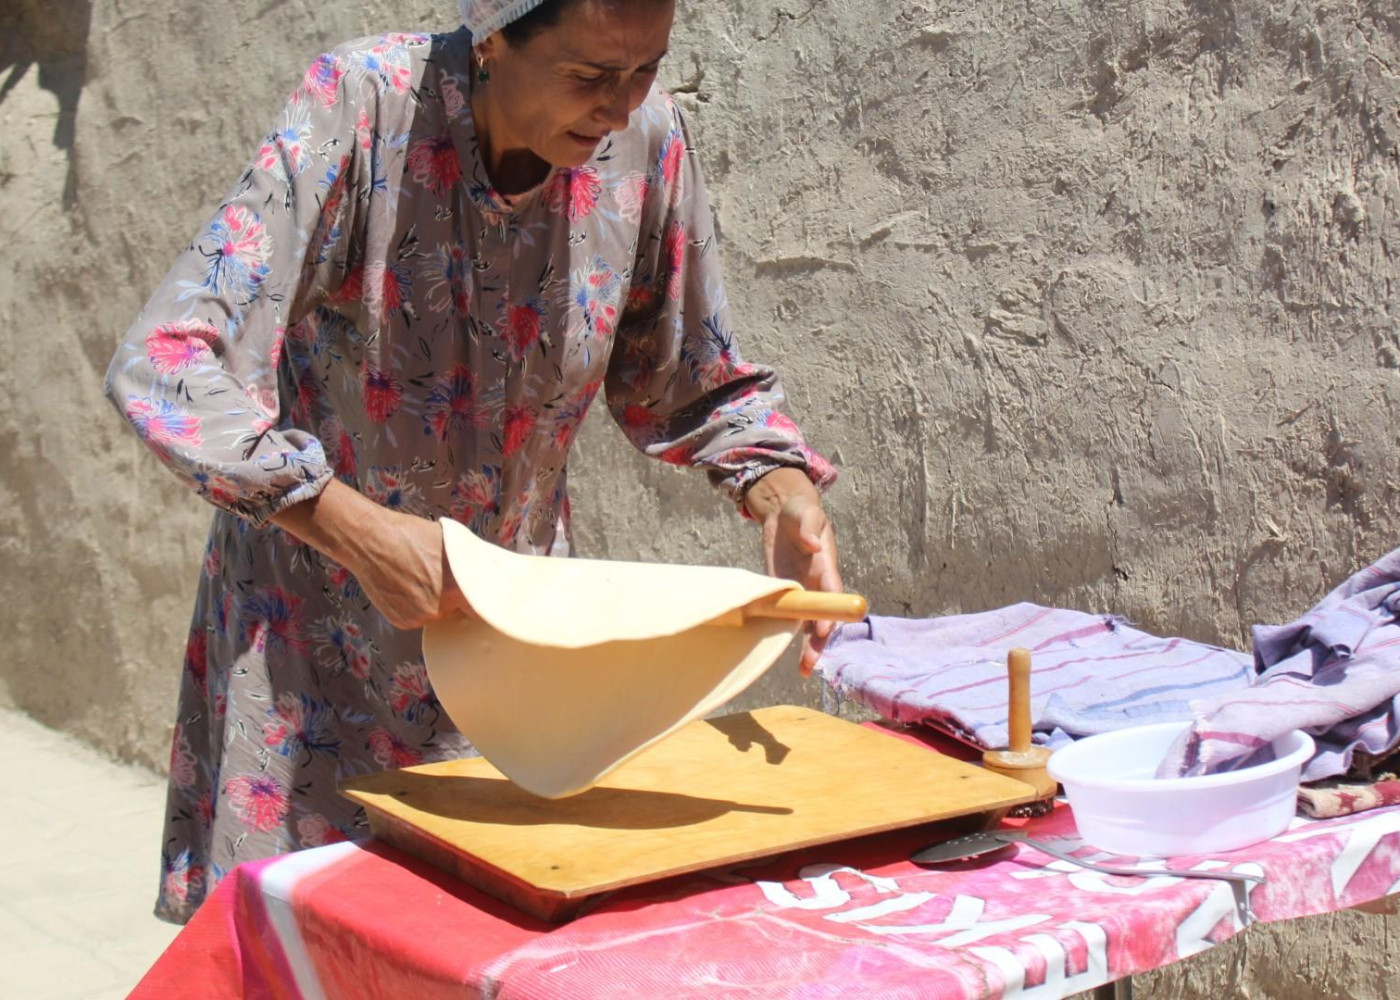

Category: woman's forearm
[743, 467, 821, 523]
[271, 480, 466, 628]
[271, 478, 384, 570]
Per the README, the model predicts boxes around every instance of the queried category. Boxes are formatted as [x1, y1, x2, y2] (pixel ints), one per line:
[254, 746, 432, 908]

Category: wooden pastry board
[341, 705, 1035, 922]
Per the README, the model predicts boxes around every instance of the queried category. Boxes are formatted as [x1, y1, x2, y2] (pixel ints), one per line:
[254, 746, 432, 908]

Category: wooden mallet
[982, 647, 1057, 815]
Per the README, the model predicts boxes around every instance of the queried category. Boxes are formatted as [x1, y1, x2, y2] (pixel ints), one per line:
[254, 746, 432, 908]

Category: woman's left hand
[745, 468, 844, 676]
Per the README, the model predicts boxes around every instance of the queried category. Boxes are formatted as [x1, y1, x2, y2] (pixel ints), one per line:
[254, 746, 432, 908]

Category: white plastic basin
[1046, 721, 1315, 857]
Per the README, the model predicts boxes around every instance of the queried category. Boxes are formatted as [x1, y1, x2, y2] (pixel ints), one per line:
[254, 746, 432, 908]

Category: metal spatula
[912, 830, 1265, 889]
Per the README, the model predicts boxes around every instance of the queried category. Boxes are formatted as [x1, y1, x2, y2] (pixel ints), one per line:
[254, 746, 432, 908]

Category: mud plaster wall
[1, 0, 1398, 993]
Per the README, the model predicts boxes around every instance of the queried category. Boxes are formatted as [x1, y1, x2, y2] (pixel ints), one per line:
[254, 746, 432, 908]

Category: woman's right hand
[271, 479, 472, 630]
[353, 507, 473, 629]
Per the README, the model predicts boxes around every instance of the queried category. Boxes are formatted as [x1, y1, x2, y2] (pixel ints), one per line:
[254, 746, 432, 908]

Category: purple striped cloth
[818, 603, 1254, 752]
[1159, 548, 1400, 781]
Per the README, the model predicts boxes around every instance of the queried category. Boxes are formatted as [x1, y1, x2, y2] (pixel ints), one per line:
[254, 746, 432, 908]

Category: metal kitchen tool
[912, 829, 1266, 890]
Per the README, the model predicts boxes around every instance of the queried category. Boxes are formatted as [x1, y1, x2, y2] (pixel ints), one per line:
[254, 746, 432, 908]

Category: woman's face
[476, 0, 677, 172]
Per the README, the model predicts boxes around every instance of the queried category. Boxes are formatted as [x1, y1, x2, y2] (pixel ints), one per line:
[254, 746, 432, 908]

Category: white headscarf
[458, 0, 550, 40]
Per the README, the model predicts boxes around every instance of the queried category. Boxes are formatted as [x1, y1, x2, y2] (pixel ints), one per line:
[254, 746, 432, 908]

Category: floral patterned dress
[104, 29, 834, 924]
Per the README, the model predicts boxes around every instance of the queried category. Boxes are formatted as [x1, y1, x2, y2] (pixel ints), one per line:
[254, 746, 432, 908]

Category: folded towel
[1159, 547, 1400, 781]
[818, 602, 1253, 751]
[1297, 776, 1400, 819]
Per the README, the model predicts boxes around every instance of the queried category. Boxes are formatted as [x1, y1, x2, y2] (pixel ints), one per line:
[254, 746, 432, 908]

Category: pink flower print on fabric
[256, 103, 314, 182]
[215, 590, 236, 640]
[125, 396, 203, 451]
[502, 402, 538, 457]
[225, 774, 291, 833]
[322, 558, 365, 604]
[202, 542, 221, 580]
[498, 506, 526, 546]
[500, 481, 541, 546]
[300, 53, 346, 108]
[657, 130, 685, 207]
[310, 160, 351, 264]
[185, 205, 273, 305]
[169, 724, 198, 790]
[162, 849, 206, 906]
[361, 363, 404, 423]
[367, 728, 425, 769]
[340, 261, 413, 322]
[407, 134, 462, 196]
[611, 333, 656, 395]
[296, 814, 349, 848]
[423, 363, 487, 440]
[659, 132, 684, 185]
[663, 221, 686, 301]
[245, 384, 280, 427]
[571, 256, 622, 339]
[449, 466, 501, 531]
[263, 692, 341, 762]
[349, 36, 417, 93]
[625, 281, 656, 317]
[290, 366, 322, 425]
[800, 444, 838, 485]
[184, 628, 209, 697]
[389, 661, 438, 724]
[497, 295, 547, 363]
[240, 585, 308, 657]
[195, 470, 243, 509]
[545, 166, 602, 222]
[619, 403, 667, 446]
[355, 106, 373, 153]
[709, 384, 760, 416]
[313, 615, 375, 680]
[440, 75, 467, 120]
[465, 176, 513, 230]
[267, 328, 286, 373]
[145, 320, 219, 375]
[382, 33, 430, 53]
[550, 380, 601, 450]
[614, 172, 649, 225]
[426, 243, 473, 317]
[363, 465, 427, 515]
[194, 788, 216, 831]
[319, 416, 358, 481]
[712, 439, 837, 490]
[683, 313, 750, 391]
[762, 410, 803, 437]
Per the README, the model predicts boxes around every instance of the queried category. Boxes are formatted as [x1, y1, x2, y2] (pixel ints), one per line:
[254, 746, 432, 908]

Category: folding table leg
[1091, 977, 1133, 1000]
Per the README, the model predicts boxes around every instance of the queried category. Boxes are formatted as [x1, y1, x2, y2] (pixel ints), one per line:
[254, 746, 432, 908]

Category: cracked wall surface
[2, 1, 1399, 994]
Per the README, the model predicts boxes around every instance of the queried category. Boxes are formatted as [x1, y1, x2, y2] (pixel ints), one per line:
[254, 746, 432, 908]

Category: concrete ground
[0, 707, 179, 999]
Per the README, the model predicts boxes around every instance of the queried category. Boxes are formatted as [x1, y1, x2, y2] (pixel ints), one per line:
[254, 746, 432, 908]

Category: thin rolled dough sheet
[422, 518, 802, 799]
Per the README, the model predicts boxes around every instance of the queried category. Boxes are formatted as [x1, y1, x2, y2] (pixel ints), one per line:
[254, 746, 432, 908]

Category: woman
[106, 0, 840, 923]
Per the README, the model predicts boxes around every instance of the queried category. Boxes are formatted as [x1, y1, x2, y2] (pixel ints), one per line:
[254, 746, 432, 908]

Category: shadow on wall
[0, 0, 93, 207]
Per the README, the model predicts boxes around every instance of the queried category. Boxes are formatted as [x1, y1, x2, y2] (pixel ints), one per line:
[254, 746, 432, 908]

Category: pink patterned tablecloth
[131, 735, 1400, 999]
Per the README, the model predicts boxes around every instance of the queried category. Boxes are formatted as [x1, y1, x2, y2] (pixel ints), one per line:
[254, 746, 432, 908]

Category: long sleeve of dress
[606, 97, 837, 509]
[104, 50, 366, 526]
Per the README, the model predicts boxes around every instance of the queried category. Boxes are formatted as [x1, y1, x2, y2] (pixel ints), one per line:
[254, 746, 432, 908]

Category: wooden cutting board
[341, 705, 1035, 921]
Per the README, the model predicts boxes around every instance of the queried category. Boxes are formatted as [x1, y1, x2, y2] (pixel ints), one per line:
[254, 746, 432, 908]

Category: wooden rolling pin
[707, 590, 869, 628]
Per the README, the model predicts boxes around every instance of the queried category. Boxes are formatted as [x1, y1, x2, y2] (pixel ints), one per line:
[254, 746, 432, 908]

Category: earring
[475, 55, 490, 84]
